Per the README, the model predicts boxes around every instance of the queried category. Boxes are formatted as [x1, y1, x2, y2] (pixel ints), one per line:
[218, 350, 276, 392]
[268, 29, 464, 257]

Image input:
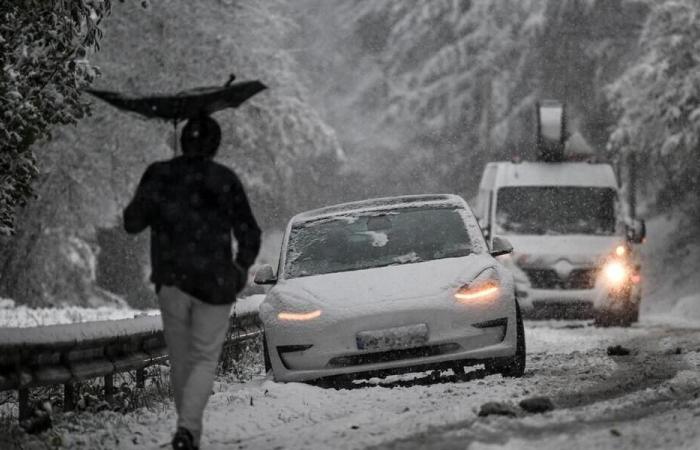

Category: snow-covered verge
[0, 295, 264, 330]
[640, 212, 700, 326]
[0, 298, 157, 328]
[0, 296, 264, 346]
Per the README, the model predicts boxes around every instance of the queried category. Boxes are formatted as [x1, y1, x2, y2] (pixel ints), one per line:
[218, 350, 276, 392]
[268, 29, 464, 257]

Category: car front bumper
[265, 298, 518, 382]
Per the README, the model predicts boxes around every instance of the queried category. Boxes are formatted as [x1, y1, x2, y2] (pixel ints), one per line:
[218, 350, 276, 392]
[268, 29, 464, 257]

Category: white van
[474, 160, 645, 325]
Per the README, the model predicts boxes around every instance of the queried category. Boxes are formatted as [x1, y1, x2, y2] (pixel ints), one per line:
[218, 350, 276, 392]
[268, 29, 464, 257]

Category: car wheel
[485, 300, 526, 378]
[263, 332, 272, 374]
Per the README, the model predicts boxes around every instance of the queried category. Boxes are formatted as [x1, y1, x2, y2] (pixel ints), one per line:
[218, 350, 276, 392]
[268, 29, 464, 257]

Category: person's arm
[227, 174, 262, 269]
[123, 165, 158, 234]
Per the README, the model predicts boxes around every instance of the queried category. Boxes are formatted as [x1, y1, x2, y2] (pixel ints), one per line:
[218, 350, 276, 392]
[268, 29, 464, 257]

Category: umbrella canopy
[85, 79, 267, 122]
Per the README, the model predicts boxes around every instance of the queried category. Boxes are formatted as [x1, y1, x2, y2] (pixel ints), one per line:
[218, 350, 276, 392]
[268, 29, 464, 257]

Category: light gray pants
[158, 285, 232, 446]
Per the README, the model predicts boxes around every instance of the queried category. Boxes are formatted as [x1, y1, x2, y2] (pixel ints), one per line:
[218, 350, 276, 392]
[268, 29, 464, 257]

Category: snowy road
[34, 318, 700, 450]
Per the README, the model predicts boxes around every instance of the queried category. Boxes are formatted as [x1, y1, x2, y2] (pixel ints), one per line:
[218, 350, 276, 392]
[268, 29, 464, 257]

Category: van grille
[524, 268, 597, 290]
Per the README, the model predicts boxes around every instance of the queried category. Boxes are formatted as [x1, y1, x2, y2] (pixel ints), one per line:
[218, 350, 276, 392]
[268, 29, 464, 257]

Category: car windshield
[495, 186, 616, 235]
[284, 207, 472, 278]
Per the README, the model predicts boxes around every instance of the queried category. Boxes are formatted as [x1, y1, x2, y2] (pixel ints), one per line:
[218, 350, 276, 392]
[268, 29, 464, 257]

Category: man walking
[123, 115, 261, 450]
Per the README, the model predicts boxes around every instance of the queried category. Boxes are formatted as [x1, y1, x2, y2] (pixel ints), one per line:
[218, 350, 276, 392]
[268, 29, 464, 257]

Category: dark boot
[172, 427, 197, 450]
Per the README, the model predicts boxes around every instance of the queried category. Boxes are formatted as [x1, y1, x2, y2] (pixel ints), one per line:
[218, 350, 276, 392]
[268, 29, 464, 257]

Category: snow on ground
[525, 320, 650, 354]
[12, 318, 699, 450]
[640, 212, 700, 325]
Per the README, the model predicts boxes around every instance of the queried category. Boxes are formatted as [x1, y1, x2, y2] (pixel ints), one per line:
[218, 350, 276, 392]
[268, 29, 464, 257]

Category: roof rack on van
[536, 100, 567, 162]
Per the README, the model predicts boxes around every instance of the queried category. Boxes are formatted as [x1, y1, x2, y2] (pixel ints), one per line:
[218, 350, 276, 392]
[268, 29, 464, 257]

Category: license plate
[356, 323, 429, 351]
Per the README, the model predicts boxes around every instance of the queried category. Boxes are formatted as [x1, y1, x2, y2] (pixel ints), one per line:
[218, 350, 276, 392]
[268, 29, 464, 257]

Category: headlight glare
[602, 260, 627, 287]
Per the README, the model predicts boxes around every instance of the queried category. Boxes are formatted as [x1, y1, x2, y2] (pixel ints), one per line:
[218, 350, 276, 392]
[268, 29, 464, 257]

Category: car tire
[485, 300, 526, 378]
[263, 332, 272, 374]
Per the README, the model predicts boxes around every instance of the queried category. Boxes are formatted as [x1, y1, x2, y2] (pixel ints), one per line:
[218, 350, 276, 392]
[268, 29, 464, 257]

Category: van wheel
[485, 300, 526, 377]
[595, 304, 638, 327]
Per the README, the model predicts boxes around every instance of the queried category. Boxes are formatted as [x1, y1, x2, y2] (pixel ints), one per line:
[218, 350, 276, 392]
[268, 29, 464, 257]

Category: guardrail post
[136, 368, 145, 389]
[18, 388, 30, 421]
[64, 383, 76, 411]
[104, 374, 114, 402]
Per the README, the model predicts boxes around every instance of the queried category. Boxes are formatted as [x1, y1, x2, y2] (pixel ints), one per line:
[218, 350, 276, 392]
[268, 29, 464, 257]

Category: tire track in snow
[372, 325, 700, 450]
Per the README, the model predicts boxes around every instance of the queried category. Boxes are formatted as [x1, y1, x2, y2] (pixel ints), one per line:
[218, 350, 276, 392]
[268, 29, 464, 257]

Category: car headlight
[602, 260, 628, 287]
[454, 279, 500, 303]
[277, 310, 322, 321]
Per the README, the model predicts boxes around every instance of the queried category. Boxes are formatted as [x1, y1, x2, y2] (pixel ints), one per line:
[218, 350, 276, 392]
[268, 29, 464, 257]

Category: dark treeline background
[2, 0, 698, 308]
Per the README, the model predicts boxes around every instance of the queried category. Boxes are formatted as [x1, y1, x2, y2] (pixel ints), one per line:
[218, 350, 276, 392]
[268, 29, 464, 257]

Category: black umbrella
[86, 75, 267, 150]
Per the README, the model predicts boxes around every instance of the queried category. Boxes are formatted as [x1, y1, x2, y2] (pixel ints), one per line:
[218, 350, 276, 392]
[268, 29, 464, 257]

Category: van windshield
[496, 186, 616, 235]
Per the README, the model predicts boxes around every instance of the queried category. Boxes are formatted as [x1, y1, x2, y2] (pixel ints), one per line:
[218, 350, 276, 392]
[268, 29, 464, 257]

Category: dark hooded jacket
[123, 155, 261, 304]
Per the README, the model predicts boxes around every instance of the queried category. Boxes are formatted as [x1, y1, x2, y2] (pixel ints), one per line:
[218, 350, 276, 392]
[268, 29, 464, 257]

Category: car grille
[327, 343, 460, 368]
[524, 268, 597, 290]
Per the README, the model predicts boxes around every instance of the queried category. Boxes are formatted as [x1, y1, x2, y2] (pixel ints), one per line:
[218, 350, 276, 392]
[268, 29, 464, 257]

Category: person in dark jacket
[123, 115, 261, 450]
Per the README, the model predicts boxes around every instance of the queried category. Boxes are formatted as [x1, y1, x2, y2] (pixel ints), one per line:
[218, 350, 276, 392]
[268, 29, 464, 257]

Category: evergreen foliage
[608, 0, 700, 219]
[0, 0, 115, 235]
[292, 0, 648, 199]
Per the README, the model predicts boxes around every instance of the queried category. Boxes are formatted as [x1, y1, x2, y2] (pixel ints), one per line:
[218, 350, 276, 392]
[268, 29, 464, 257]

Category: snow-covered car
[254, 194, 525, 383]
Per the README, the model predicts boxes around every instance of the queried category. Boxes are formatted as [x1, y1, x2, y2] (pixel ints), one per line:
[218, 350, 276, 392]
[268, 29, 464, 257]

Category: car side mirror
[254, 264, 277, 285]
[626, 219, 646, 244]
[490, 236, 513, 257]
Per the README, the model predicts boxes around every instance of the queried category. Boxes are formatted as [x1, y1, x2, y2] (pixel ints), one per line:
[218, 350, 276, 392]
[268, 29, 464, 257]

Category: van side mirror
[490, 236, 513, 257]
[626, 219, 646, 244]
[254, 264, 277, 285]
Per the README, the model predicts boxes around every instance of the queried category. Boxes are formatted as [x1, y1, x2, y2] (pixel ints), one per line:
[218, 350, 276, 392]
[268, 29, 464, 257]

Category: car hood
[267, 254, 495, 309]
[503, 234, 623, 267]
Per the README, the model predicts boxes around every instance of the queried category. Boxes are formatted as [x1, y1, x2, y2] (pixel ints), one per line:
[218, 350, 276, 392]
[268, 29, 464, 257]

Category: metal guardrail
[0, 309, 262, 422]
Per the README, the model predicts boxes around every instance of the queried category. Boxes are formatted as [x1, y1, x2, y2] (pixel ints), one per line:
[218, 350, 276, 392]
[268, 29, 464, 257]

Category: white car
[254, 194, 524, 382]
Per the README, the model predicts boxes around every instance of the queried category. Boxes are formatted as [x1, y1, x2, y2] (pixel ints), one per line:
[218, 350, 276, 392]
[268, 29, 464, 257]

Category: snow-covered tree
[608, 0, 700, 219]
[0, 0, 116, 235]
[290, 0, 647, 199]
[0, 0, 344, 306]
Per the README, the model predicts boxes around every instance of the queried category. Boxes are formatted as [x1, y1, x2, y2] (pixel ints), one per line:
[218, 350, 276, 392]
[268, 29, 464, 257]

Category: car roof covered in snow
[487, 161, 618, 188]
[292, 194, 469, 224]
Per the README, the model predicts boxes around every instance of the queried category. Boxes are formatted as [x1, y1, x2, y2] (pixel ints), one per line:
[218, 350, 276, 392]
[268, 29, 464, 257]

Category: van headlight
[602, 260, 628, 287]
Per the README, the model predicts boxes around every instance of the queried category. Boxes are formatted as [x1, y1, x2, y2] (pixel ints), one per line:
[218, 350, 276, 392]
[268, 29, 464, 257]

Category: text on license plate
[356, 323, 429, 350]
